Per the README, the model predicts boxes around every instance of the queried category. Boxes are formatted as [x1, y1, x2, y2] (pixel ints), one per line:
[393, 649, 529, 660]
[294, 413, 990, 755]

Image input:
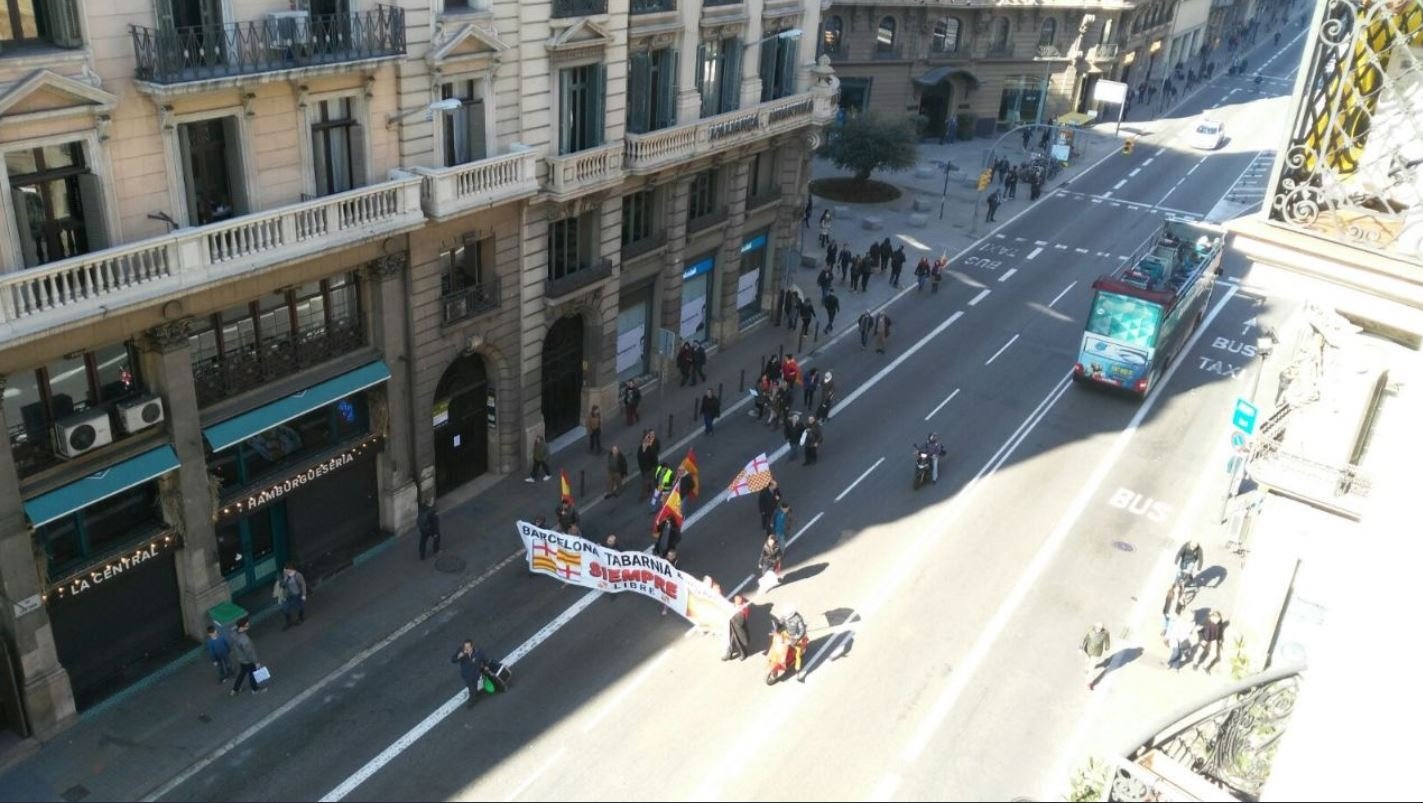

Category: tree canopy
[824, 112, 920, 184]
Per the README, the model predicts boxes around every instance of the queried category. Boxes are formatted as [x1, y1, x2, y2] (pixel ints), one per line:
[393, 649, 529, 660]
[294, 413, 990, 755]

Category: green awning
[24, 445, 180, 527]
[914, 66, 981, 89]
[203, 360, 391, 452]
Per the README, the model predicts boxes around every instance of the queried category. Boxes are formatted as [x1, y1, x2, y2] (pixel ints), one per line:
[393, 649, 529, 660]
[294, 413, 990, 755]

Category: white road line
[898, 286, 1239, 764]
[925, 388, 961, 421]
[835, 457, 886, 503]
[1095, 251, 1108, 257]
[868, 773, 902, 802]
[1128, 168, 1141, 177]
[1026, 247, 1043, 260]
[1074, 247, 1089, 254]
[785, 511, 824, 549]
[1091, 199, 1102, 204]
[1187, 163, 1200, 175]
[994, 233, 1006, 239]
[1153, 149, 1164, 157]
[983, 334, 1019, 366]
[1014, 236, 1026, 242]
[1048, 281, 1077, 309]
[968, 288, 991, 306]
[998, 268, 1018, 283]
[1117, 255, 1129, 260]
[1101, 191, 1112, 199]
[1110, 202, 1122, 207]
[1054, 244, 1068, 250]
[1112, 179, 1127, 189]
[501, 746, 568, 803]
[1143, 157, 1154, 166]
[798, 615, 859, 680]
[1034, 240, 1047, 246]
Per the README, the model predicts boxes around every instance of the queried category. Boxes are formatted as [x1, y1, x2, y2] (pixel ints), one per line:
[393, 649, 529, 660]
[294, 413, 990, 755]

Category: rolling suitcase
[484, 661, 512, 693]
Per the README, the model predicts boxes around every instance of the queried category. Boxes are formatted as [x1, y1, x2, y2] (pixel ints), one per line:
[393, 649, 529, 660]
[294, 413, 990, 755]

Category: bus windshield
[1086, 291, 1163, 349]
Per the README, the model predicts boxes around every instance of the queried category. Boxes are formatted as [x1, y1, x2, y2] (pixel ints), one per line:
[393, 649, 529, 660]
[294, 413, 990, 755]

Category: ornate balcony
[415, 150, 540, 221]
[625, 90, 829, 174]
[1266, 0, 1423, 267]
[441, 279, 500, 325]
[193, 317, 366, 408]
[543, 143, 624, 200]
[130, 6, 405, 90]
[0, 176, 424, 346]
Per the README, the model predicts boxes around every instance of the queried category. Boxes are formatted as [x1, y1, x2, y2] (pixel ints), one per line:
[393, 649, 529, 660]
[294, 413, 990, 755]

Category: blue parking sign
[1231, 398, 1258, 435]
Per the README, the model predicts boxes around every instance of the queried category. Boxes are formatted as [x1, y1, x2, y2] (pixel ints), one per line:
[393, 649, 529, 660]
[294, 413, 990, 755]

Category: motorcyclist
[1175, 540, 1204, 586]
[915, 433, 947, 483]
[771, 604, 808, 644]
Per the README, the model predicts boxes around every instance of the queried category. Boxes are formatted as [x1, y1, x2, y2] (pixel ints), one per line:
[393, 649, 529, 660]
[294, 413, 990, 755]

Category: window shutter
[628, 52, 650, 134]
[660, 48, 679, 129]
[47, 0, 84, 48]
[221, 117, 250, 215]
[153, 0, 175, 30]
[558, 69, 573, 154]
[177, 123, 200, 224]
[782, 39, 799, 96]
[721, 39, 742, 113]
[76, 174, 111, 252]
[9, 189, 40, 268]
[590, 63, 606, 148]
[759, 40, 775, 103]
[467, 99, 487, 161]
[696, 43, 710, 117]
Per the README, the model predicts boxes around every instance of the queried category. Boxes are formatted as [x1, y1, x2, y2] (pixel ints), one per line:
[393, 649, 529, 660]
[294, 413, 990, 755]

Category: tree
[824, 112, 920, 184]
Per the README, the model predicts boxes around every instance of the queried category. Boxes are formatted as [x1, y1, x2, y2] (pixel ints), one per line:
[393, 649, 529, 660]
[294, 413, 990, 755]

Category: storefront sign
[48, 533, 178, 601]
[219, 435, 382, 520]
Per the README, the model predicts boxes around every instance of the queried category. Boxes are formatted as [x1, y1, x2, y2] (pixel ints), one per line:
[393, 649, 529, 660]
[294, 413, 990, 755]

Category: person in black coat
[691, 341, 708, 383]
[757, 480, 781, 533]
[676, 342, 695, 386]
[452, 640, 491, 709]
[417, 500, 441, 560]
[637, 430, 660, 496]
[698, 388, 722, 434]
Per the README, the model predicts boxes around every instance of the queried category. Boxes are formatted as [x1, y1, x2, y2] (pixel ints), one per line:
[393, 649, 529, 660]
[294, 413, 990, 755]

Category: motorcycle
[913, 449, 933, 490]
[765, 628, 809, 685]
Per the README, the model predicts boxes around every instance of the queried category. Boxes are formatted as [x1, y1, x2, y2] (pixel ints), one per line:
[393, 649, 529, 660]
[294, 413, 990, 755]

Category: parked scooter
[913, 448, 933, 490]
[766, 608, 809, 685]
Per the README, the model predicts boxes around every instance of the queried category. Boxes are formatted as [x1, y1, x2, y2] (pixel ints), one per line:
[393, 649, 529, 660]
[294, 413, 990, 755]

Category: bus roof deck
[1094, 219, 1225, 309]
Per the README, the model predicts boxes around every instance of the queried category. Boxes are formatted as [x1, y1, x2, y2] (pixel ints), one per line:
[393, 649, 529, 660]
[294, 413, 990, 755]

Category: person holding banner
[723, 594, 752, 661]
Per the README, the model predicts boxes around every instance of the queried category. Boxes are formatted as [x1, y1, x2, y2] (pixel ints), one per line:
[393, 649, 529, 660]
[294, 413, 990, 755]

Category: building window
[209, 393, 370, 493]
[1102, 18, 1115, 44]
[312, 97, 361, 196]
[759, 32, 798, 102]
[188, 274, 364, 407]
[687, 168, 719, 223]
[875, 17, 896, 53]
[547, 213, 595, 283]
[441, 234, 491, 295]
[998, 74, 1046, 127]
[822, 16, 842, 56]
[932, 18, 960, 54]
[697, 37, 742, 118]
[178, 117, 247, 226]
[0, 0, 82, 50]
[442, 80, 487, 166]
[34, 480, 164, 578]
[627, 48, 678, 134]
[4, 142, 107, 267]
[559, 63, 605, 155]
[838, 77, 871, 113]
[992, 18, 1010, 50]
[4, 342, 142, 478]
[1039, 18, 1057, 47]
[747, 151, 777, 203]
[621, 189, 659, 251]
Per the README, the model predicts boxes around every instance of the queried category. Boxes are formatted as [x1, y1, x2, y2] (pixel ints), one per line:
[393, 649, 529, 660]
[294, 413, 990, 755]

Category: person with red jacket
[781, 354, 801, 388]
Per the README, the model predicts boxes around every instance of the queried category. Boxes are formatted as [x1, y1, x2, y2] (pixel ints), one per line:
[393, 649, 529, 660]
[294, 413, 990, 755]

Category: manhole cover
[197, 714, 211, 724]
[434, 555, 467, 574]
[62, 786, 89, 803]
[1112, 540, 1136, 552]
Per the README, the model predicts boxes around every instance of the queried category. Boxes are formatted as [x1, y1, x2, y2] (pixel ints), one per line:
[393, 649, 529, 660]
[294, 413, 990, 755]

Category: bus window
[1086, 292, 1163, 349]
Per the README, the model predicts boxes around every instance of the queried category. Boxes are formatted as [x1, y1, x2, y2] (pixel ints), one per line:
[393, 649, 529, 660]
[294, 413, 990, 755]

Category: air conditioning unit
[54, 409, 114, 459]
[266, 10, 311, 48]
[116, 394, 166, 435]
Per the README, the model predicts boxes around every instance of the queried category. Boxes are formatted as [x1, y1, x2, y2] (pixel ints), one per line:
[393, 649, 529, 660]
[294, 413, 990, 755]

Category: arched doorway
[919, 82, 953, 139]
[542, 315, 584, 438]
[433, 353, 491, 496]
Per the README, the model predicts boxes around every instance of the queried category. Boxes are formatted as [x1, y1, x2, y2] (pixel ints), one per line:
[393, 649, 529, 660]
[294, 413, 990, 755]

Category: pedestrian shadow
[822, 606, 856, 627]
[1092, 646, 1144, 687]
[1196, 565, 1229, 588]
[792, 632, 848, 684]
[777, 562, 829, 589]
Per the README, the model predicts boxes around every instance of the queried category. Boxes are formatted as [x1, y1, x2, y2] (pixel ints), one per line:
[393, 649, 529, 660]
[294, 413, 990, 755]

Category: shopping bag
[757, 570, 778, 592]
[482, 674, 496, 694]
[252, 665, 271, 684]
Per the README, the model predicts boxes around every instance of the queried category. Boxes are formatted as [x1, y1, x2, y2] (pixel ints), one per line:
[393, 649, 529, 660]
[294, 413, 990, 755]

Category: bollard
[814, 321, 821, 344]
[797, 331, 805, 354]
[778, 345, 784, 361]
[667, 413, 674, 439]
[579, 469, 585, 498]
[693, 397, 699, 419]
[739, 369, 746, 392]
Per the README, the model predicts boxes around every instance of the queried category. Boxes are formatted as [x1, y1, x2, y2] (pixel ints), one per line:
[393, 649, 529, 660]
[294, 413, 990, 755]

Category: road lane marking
[968, 289, 991, 306]
[1187, 162, 1200, 175]
[925, 388, 961, 420]
[1101, 191, 1112, 199]
[502, 746, 568, 803]
[1034, 240, 1047, 246]
[1026, 247, 1043, 260]
[1154, 149, 1164, 157]
[1014, 236, 1026, 242]
[984, 334, 1019, 366]
[1048, 281, 1077, 309]
[798, 612, 860, 681]
[998, 268, 1018, 283]
[898, 286, 1239, 764]
[1143, 157, 1154, 166]
[1074, 247, 1089, 254]
[1054, 244, 1068, 250]
[1112, 179, 1127, 189]
[995, 233, 1006, 239]
[836, 458, 886, 502]
[1129, 168, 1141, 177]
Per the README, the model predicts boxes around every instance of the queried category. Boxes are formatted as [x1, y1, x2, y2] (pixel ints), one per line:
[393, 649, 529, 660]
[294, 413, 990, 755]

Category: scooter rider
[915, 433, 947, 483]
[771, 604, 808, 644]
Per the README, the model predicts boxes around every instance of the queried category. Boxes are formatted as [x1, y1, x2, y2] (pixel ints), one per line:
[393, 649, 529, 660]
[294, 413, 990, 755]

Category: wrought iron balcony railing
[131, 5, 405, 85]
[1267, 0, 1423, 265]
[552, 0, 608, 18]
[193, 318, 367, 408]
[630, 0, 675, 13]
[441, 279, 500, 325]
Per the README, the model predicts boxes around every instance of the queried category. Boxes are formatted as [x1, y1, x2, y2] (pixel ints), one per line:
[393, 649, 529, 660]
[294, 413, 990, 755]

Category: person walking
[1021, 126, 1032, 150]
[879, 237, 892, 271]
[676, 341, 695, 386]
[452, 639, 492, 709]
[823, 288, 840, 333]
[637, 430, 660, 496]
[206, 624, 233, 684]
[555, 498, 580, 533]
[817, 371, 836, 421]
[784, 411, 804, 461]
[817, 266, 834, 302]
[526, 434, 551, 482]
[1082, 622, 1111, 690]
[757, 534, 785, 584]
[857, 310, 875, 349]
[804, 195, 813, 228]
[586, 405, 603, 454]
[1162, 579, 1186, 635]
[692, 341, 708, 383]
[758, 480, 781, 533]
[781, 353, 801, 388]
[803, 416, 823, 465]
[1175, 540, 1204, 586]
[723, 594, 752, 661]
[229, 618, 267, 696]
[605, 445, 628, 499]
[1193, 610, 1227, 673]
[1005, 167, 1018, 200]
[817, 209, 832, 246]
[783, 289, 800, 330]
[275, 562, 306, 629]
[915, 257, 931, 292]
[771, 501, 792, 549]
[802, 367, 819, 409]
[826, 240, 838, 270]
[858, 257, 874, 292]
[798, 297, 817, 336]
[890, 246, 906, 287]
[1166, 611, 1196, 670]
[698, 388, 721, 434]
[986, 190, 1000, 222]
[418, 499, 442, 561]
[838, 247, 853, 284]
[622, 379, 641, 425]
[1029, 174, 1043, 202]
[867, 241, 882, 276]
[874, 312, 893, 354]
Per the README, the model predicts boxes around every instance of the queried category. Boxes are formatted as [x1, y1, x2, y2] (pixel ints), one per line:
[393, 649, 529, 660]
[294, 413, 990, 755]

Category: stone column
[364, 253, 420, 526]
[0, 377, 76, 735]
[660, 176, 695, 367]
[713, 156, 753, 345]
[140, 321, 228, 641]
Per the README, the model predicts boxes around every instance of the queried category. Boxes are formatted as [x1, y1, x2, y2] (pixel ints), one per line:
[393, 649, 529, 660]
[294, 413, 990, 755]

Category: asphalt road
[150, 30, 1308, 803]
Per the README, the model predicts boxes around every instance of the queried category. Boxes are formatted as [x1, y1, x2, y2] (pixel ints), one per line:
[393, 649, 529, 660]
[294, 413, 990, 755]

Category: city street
[0, 26, 1310, 803]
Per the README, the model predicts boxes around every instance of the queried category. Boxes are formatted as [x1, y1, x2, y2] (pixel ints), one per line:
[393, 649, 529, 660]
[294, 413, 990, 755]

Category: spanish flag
[654, 484, 684, 530]
[678, 448, 700, 499]
[559, 469, 574, 506]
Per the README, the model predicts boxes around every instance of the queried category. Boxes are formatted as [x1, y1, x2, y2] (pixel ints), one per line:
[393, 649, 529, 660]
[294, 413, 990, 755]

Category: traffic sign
[1231, 397, 1258, 434]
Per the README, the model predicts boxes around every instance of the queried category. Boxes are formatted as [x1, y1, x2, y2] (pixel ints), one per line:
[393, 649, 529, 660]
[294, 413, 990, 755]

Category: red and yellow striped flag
[678, 448, 700, 499]
[559, 469, 574, 506]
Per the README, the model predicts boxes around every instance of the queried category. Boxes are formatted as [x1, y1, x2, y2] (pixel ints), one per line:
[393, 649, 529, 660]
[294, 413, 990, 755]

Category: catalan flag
[531, 541, 559, 574]
[556, 547, 582, 580]
[678, 448, 700, 499]
[559, 469, 574, 506]
[726, 453, 774, 499]
[654, 484, 684, 531]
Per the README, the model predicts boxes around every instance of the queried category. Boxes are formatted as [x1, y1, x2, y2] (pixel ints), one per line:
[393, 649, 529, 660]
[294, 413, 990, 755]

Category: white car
[1190, 119, 1225, 150]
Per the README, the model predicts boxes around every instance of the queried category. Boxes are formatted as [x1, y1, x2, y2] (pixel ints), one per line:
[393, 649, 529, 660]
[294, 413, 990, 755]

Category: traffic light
[977, 169, 992, 191]
[1122, 139, 1135, 155]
